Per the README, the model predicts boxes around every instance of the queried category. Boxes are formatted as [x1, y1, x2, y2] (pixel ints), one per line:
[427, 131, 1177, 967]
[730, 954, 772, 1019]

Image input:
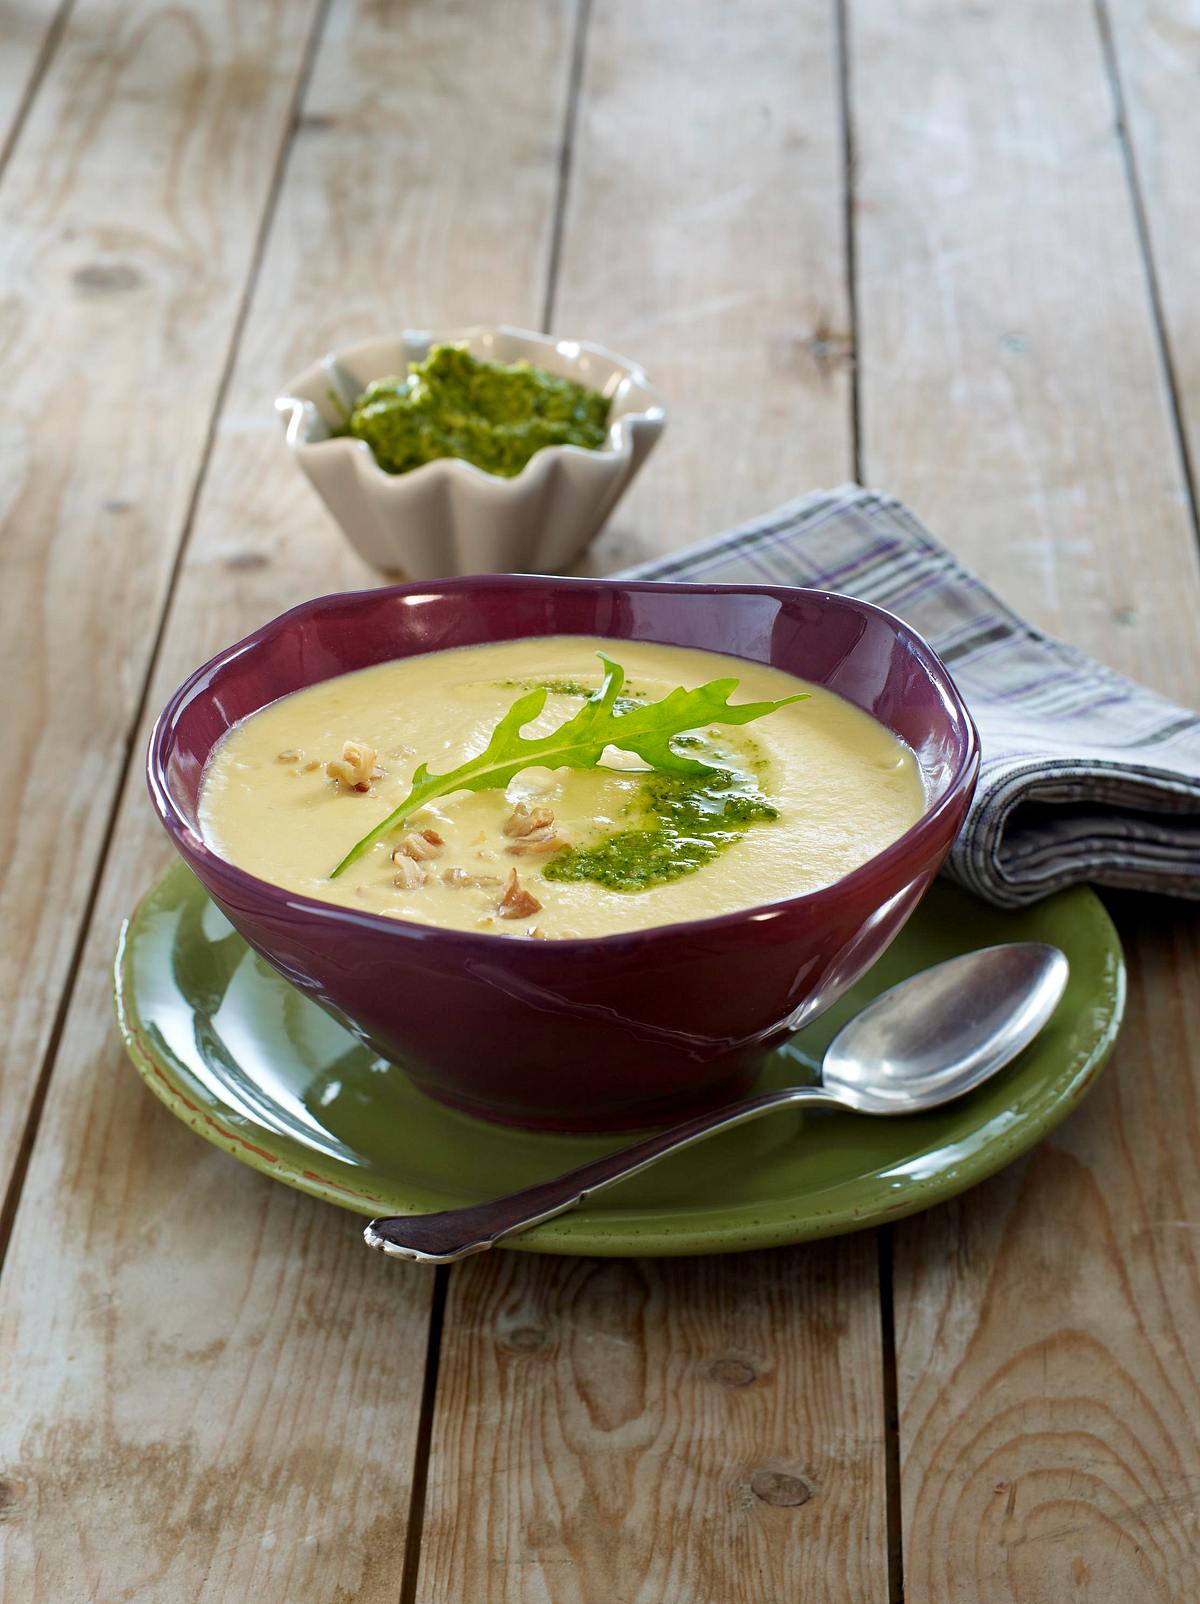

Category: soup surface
[199, 636, 925, 938]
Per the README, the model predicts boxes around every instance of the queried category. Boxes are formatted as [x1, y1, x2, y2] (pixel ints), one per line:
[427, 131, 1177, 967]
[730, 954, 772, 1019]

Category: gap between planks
[835, 0, 863, 488]
[0, 0, 76, 184]
[1093, 0, 1200, 546]
[877, 1228, 905, 1604]
[398, 1266, 451, 1604]
[0, 0, 335, 1284]
[835, 4, 903, 1597]
[539, 0, 592, 336]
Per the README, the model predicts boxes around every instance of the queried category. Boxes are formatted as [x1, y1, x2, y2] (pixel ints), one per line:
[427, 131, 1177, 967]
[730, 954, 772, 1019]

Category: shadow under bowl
[147, 577, 979, 1132]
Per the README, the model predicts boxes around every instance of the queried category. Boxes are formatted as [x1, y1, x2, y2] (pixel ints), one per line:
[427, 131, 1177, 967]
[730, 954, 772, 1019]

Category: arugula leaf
[329, 652, 806, 878]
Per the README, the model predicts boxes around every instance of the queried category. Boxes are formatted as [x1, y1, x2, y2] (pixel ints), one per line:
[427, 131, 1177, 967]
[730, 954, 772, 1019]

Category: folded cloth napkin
[617, 484, 1200, 908]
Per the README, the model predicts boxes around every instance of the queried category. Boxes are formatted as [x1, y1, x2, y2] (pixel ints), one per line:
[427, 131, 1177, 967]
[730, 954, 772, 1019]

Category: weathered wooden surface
[0, 0, 569, 1596]
[0, 0, 1198, 1598]
[852, 0, 1200, 1596]
[853, 0, 1200, 686]
[418, 1248, 887, 1604]
[0, 0, 323, 1208]
[892, 902, 1200, 1603]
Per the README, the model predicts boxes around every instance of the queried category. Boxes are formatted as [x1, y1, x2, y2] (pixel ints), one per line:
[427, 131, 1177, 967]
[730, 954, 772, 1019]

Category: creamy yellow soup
[199, 636, 924, 938]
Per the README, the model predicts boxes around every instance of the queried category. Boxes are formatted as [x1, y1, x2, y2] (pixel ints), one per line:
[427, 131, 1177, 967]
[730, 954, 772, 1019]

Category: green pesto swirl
[543, 766, 779, 892]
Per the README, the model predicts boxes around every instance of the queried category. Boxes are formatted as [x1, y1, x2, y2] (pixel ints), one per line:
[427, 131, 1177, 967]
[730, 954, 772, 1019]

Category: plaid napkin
[617, 485, 1200, 908]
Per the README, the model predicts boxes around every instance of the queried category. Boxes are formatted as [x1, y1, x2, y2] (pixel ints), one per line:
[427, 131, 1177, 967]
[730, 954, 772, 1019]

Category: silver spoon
[364, 942, 1068, 1264]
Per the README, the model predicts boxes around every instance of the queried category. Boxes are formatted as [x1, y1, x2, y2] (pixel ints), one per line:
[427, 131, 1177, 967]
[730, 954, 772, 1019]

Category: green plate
[115, 862, 1124, 1256]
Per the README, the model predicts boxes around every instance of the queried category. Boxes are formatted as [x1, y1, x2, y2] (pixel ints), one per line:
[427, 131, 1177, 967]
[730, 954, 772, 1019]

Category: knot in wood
[72, 262, 143, 294]
[505, 1325, 548, 1353]
[750, 1469, 811, 1507]
[708, 1356, 757, 1388]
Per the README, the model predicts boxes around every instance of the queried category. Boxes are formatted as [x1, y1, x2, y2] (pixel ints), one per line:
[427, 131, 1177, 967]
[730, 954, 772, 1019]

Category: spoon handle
[364, 1085, 833, 1263]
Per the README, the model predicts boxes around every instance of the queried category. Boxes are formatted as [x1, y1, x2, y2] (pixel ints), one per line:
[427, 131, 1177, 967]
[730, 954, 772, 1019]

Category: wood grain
[892, 902, 1200, 1602]
[417, 1248, 887, 1604]
[0, 0, 323, 1206]
[851, 0, 1200, 1596]
[412, 6, 888, 1601]
[1104, 0, 1200, 507]
[0, 0, 573, 1597]
[558, 0, 855, 572]
[3, 0, 1196, 1597]
[854, 0, 1200, 693]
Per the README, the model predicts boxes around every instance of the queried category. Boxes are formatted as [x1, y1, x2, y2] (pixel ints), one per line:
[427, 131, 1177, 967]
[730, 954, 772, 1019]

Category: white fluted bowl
[276, 325, 666, 579]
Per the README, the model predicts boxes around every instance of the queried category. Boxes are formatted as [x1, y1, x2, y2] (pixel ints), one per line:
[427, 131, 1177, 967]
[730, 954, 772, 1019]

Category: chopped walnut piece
[394, 830, 443, 863]
[326, 741, 377, 792]
[502, 801, 555, 838]
[497, 868, 542, 920]
[393, 855, 427, 889]
[442, 867, 502, 888]
[505, 825, 568, 857]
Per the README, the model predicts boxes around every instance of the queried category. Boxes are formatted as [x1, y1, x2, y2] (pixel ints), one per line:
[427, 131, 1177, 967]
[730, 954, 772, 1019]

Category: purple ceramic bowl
[148, 576, 979, 1132]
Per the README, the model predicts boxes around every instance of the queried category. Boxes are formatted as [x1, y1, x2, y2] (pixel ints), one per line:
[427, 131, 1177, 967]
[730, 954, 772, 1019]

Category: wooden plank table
[0, 2, 1196, 1598]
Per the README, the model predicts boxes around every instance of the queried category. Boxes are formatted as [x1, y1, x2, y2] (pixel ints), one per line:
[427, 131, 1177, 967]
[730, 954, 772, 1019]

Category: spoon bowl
[365, 941, 1069, 1263]
[821, 942, 1070, 1112]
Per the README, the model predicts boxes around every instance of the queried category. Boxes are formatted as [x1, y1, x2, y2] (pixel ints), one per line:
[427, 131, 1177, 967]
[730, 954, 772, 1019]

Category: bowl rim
[147, 575, 981, 954]
[275, 323, 668, 492]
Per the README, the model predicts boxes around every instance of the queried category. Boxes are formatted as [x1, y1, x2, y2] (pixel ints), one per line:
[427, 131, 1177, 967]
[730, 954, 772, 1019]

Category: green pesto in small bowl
[341, 343, 611, 478]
